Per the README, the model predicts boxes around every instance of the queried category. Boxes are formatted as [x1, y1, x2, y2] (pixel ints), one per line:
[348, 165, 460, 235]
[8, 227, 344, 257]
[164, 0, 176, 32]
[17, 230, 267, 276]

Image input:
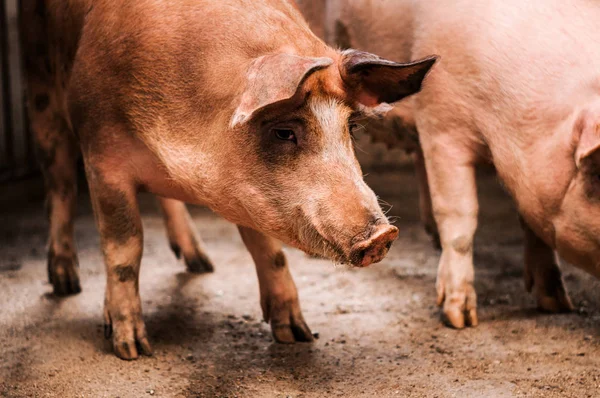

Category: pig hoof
[107, 319, 153, 360]
[184, 250, 214, 274]
[170, 242, 214, 274]
[113, 338, 153, 360]
[438, 288, 478, 329]
[442, 307, 478, 329]
[526, 263, 574, 313]
[271, 320, 314, 344]
[537, 295, 574, 313]
[263, 295, 313, 343]
[535, 282, 574, 313]
[48, 254, 82, 296]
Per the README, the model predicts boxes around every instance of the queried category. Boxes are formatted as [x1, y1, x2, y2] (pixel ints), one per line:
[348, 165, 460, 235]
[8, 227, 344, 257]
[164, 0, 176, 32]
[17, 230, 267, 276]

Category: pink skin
[300, 0, 600, 327]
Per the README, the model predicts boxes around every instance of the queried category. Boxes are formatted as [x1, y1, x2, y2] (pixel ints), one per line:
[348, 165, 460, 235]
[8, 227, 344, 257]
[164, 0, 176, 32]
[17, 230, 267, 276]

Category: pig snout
[349, 224, 399, 267]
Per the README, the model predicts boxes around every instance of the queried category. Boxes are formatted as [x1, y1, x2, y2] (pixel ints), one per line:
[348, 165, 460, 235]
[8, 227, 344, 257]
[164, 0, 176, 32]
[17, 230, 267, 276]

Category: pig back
[66, 0, 327, 138]
[411, 0, 600, 136]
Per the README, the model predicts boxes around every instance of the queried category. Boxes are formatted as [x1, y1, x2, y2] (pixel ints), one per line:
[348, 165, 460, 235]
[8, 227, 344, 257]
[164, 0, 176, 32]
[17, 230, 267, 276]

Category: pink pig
[299, 0, 600, 328]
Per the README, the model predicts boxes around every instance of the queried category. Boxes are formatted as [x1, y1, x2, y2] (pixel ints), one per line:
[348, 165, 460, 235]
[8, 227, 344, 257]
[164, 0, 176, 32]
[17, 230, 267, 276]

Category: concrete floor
[1, 167, 600, 398]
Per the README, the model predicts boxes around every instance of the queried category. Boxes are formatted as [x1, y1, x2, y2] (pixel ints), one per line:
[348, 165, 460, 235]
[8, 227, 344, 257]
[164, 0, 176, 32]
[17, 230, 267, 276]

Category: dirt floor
[1, 165, 600, 398]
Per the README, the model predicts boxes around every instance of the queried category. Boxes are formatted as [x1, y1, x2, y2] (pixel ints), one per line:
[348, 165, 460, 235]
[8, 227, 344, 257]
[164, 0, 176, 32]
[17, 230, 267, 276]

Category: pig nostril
[358, 249, 366, 261]
[385, 241, 392, 251]
[350, 248, 367, 265]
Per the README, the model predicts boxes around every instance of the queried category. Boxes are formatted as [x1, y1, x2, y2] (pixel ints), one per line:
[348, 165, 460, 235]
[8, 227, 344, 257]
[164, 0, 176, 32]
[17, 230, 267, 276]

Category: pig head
[200, 51, 437, 267]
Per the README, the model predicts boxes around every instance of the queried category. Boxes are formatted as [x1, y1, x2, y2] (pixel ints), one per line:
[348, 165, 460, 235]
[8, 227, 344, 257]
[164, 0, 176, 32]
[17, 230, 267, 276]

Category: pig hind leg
[238, 226, 314, 343]
[520, 217, 573, 313]
[26, 81, 81, 296]
[158, 198, 214, 273]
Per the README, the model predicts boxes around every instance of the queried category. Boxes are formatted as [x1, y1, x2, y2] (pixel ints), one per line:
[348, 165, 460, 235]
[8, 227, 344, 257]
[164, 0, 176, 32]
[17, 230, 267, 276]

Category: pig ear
[575, 111, 600, 168]
[340, 50, 438, 106]
[231, 54, 333, 127]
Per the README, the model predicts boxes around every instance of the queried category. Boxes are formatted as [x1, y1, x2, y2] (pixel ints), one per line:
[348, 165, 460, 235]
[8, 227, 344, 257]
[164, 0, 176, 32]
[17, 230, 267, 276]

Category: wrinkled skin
[300, 0, 600, 328]
[20, 0, 435, 359]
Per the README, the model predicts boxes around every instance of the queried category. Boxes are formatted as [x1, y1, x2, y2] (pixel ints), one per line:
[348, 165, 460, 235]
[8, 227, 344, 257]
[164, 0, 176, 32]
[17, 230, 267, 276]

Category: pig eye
[349, 122, 363, 137]
[348, 111, 366, 136]
[273, 128, 296, 142]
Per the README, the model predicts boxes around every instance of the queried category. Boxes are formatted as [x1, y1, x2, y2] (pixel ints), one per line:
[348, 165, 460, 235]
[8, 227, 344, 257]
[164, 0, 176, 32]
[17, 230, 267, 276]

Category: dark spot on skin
[334, 20, 352, 50]
[273, 251, 286, 268]
[113, 264, 137, 282]
[451, 236, 473, 255]
[113, 313, 128, 323]
[34, 93, 50, 112]
[62, 241, 72, 252]
[97, 185, 140, 245]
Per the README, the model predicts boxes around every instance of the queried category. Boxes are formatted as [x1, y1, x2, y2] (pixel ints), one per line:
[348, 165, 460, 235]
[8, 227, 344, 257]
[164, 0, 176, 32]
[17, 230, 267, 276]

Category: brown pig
[19, 0, 436, 359]
[305, 0, 600, 328]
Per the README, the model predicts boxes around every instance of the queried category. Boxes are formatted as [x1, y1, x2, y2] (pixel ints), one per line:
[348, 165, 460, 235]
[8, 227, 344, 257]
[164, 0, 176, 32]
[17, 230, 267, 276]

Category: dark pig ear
[231, 54, 333, 127]
[340, 50, 438, 106]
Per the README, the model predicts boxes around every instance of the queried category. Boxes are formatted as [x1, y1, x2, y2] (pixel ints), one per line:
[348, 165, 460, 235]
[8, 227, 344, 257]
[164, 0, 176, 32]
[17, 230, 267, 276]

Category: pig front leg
[412, 148, 440, 249]
[158, 197, 214, 273]
[520, 218, 573, 313]
[238, 226, 314, 343]
[420, 132, 479, 329]
[86, 167, 151, 360]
